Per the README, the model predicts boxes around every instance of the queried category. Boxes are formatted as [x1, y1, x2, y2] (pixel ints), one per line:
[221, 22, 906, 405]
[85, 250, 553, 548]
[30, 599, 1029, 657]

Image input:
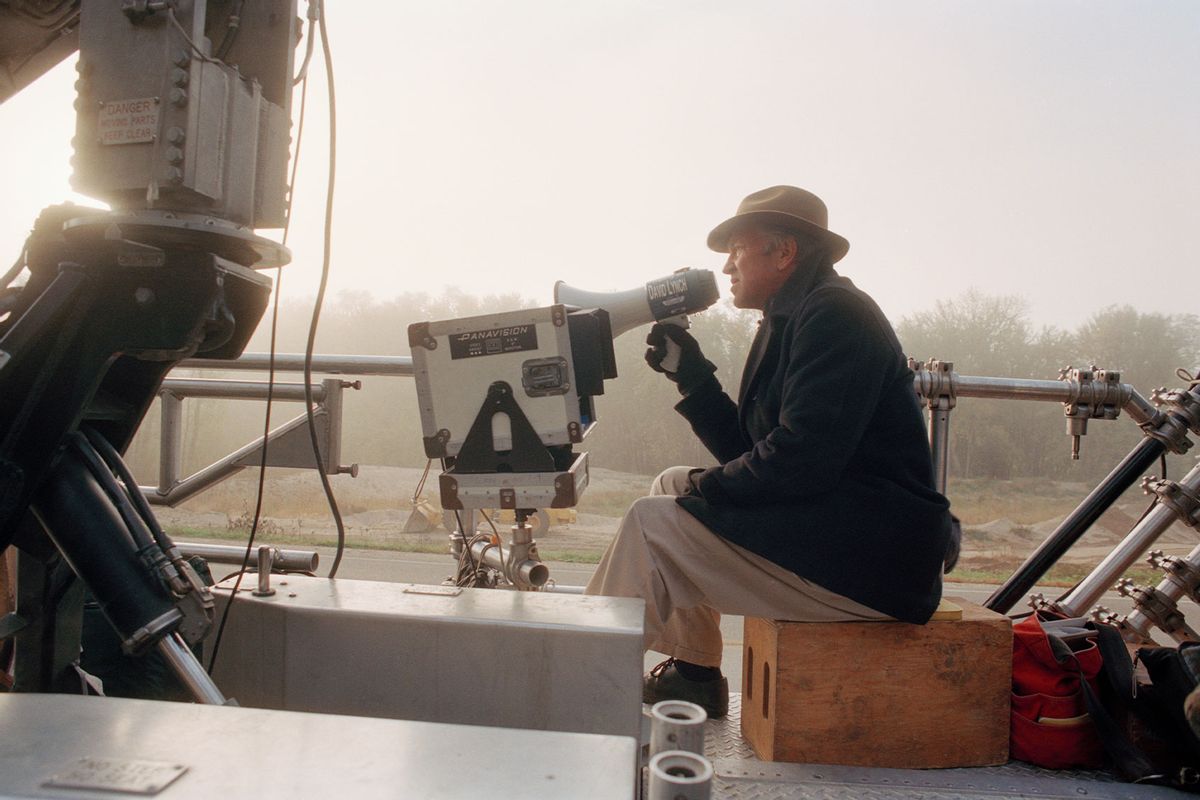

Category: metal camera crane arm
[0, 0, 299, 701]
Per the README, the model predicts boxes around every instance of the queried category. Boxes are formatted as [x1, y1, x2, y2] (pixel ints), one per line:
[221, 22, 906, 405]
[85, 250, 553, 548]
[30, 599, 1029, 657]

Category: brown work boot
[643, 657, 728, 719]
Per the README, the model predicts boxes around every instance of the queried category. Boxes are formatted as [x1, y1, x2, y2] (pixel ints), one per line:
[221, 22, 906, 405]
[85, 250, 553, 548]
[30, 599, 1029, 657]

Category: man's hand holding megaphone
[644, 323, 718, 397]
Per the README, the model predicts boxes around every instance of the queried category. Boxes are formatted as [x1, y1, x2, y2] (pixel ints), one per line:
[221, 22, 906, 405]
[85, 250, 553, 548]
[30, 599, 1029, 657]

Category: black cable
[303, 0, 347, 579]
[443, 457, 481, 582]
[82, 427, 174, 552]
[214, 0, 244, 61]
[207, 11, 316, 673]
[70, 432, 157, 553]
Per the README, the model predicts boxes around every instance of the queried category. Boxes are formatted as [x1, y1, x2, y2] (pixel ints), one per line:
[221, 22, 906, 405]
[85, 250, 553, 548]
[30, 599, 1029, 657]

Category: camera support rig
[0, 0, 298, 700]
[912, 358, 1200, 639]
[0, 206, 275, 701]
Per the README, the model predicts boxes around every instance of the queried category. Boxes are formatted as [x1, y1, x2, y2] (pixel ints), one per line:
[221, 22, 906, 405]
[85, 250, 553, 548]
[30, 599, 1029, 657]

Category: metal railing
[142, 353, 412, 507]
[154, 351, 1200, 638]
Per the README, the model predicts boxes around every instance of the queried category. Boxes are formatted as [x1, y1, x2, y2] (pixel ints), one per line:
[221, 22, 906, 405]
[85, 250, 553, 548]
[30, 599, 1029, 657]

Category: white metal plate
[44, 757, 187, 795]
[98, 97, 160, 145]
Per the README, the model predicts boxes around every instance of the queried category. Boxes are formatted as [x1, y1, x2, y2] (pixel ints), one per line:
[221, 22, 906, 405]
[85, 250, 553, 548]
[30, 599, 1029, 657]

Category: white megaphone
[554, 268, 719, 372]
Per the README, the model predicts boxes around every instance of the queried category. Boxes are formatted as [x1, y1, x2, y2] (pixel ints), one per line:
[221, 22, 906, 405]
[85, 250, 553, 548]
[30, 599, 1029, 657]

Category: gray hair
[758, 225, 824, 266]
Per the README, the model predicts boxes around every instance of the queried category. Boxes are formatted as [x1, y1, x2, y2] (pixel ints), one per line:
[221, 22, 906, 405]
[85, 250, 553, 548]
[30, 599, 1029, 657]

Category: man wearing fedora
[585, 185, 953, 718]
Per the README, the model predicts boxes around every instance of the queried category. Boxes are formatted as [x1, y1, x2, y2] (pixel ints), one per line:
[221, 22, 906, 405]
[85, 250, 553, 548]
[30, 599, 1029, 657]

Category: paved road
[189, 538, 1190, 690]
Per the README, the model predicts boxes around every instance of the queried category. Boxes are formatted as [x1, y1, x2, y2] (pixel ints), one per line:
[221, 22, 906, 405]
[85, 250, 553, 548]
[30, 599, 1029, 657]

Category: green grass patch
[949, 557, 1159, 588]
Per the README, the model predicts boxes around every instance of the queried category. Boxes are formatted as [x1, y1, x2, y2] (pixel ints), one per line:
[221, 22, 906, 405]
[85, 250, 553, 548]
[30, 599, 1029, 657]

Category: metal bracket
[909, 357, 956, 410]
[1149, 549, 1200, 604]
[1059, 366, 1122, 460]
[1116, 578, 1199, 642]
[1142, 477, 1200, 529]
[1144, 385, 1200, 455]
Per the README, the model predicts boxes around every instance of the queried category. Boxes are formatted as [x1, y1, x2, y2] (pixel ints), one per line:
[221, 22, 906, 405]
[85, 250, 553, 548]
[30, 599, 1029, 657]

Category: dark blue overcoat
[675, 262, 952, 624]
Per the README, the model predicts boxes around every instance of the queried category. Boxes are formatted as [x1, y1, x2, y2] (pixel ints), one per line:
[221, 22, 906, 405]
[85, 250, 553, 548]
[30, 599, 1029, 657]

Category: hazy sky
[1, 1, 1196, 330]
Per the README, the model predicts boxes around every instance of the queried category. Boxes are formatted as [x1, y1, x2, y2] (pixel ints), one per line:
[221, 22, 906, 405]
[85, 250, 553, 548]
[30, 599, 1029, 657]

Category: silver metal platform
[694, 694, 1180, 800]
[210, 575, 644, 739]
[0, 693, 638, 799]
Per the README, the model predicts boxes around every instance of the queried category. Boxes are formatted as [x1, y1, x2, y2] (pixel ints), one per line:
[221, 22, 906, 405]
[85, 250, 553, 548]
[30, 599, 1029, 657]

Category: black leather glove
[644, 323, 717, 396]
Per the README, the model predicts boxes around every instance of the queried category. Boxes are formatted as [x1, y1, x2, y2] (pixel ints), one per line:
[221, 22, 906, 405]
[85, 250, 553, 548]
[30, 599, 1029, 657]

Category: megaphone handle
[659, 316, 689, 373]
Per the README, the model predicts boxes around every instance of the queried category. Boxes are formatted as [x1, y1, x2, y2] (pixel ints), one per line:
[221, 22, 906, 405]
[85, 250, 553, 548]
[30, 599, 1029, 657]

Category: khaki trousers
[585, 467, 890, 667]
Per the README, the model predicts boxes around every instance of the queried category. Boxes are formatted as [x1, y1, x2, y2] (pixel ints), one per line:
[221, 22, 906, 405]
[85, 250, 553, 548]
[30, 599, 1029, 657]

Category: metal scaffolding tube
[468, 539, 549, 589]
[160, 378, 324, 402]
[928, 400, 952, 496]
[985, 436, 1167, 613]
[1054, 461, 1200, 616]
[159, 391, 183, 496]
[912, 370, 1159, 427]
[1124, 541, 1200, 642]
[143, 410, 327, 506]
[178, 542, 319, 573]
[181, 352, 414, 376]
[156, 632, 228, 705]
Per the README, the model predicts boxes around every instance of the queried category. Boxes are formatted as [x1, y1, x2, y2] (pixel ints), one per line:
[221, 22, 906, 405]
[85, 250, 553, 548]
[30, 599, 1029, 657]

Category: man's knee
[651, 465, 699, 496]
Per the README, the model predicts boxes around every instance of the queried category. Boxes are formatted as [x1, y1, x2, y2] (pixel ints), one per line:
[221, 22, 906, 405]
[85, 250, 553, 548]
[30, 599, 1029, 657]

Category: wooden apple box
[740, 598, 1012, 768]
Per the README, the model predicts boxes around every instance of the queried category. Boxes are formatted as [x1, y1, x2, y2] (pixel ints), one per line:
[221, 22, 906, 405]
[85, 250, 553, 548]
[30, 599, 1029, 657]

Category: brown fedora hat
[707, 185, 849, 263]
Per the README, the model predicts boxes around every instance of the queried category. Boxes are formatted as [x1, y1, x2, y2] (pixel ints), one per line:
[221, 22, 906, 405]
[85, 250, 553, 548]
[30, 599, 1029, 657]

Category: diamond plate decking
[640, 693, 1181, 800]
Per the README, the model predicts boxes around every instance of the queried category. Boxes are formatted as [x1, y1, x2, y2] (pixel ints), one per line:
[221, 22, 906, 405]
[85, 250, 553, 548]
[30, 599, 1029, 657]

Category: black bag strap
[1092, 623, 1137, 702]
[1078, 650, 1161, 783]
[1034, 613, 1194, 787]
[1085, 623, 1200, 789]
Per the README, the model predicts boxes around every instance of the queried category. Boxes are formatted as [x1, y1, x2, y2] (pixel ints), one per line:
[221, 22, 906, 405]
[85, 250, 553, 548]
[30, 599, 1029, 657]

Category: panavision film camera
[409, 268, 719, 520]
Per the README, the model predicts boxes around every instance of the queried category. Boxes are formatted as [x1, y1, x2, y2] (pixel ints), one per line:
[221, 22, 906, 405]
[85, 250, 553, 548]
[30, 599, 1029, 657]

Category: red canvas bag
[1010, 614, 1105, 769]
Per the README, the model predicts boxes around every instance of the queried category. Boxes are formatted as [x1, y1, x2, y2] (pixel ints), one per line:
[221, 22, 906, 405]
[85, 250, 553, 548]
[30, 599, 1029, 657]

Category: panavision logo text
[454, 325, 531, 341]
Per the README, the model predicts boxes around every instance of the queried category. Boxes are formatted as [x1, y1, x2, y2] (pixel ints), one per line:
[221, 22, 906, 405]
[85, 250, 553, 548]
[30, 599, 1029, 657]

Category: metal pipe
[253, 547, 275, 597]
[180, 352, 414, 376]
[160, 378, 324, 402]
[650, 700, 707, 756]
[156, 632, 228, 705]
[145, 451, 244, 506]
[985, 435, 1167, 613]
[321, 379, 345, 470]
[468, 540, 549, 589]
[159, 390, 183, 496]
[142, 412, 318, 506]
[1123, 541, 1200, 642]
[177, 542, 319, 573]
[912, 371, 1158, 427]
[947, 374, 1080, 402]
[1123, 392, 1162, 428]
[929, 399, 952, 496]
[1054, 461, 1200, 615]
[648, 751, 713, 800]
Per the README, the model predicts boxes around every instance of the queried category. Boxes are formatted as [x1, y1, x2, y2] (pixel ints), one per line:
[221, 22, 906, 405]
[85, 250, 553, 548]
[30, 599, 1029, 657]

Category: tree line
[125, 289, 1199, 492]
